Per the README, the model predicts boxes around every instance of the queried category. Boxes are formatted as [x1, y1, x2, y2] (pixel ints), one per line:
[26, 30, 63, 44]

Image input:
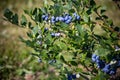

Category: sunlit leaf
[21, 15, 27, 27]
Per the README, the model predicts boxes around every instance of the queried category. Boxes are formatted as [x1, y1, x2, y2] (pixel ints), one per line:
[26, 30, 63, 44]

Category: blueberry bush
[4, 0, 120, 79]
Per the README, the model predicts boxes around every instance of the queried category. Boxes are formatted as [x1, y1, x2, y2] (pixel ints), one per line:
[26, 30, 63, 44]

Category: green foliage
[4, 8, 19, 25]
[3, 0, 120, 79]
[21, 15, 27, 27]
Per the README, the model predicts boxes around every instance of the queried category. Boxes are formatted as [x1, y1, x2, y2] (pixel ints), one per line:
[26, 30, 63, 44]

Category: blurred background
[0, 0, 120, 80]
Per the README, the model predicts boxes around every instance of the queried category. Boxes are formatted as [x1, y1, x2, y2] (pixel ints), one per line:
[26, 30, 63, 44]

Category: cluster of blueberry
[36, 28, 61, 47]
[44, 27, 61, 37]
[92, 54, 120, 75]
[92, 54, 105, 69]
[42, 13, 80, 24]
[51, 32, 61, 37]
[67, 73, 80, 80]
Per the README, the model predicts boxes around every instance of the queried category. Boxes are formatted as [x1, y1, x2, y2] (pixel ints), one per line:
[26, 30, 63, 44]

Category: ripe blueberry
[102, 64, 111, 73]
[67, 74, 72, 80]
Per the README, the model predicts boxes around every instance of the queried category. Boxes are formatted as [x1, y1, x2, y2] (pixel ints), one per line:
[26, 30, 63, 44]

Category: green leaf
[32, 8, 38, 15]
[4, 8, 13, 21]
[80, 53, 87, 62]
[32, 26, 39, 37]
[69, 61, 77, 66]
[23, 40, 33, 47]
[45, 38, 51, 45]
[68, 9, 75, 13]
[107, 19, 113, 26]
[93, 6, 101, 12]
[43, 0, 48, 8]
[76, 68, 83, 72]
[76, 24, 85, 37]
[31, 8, 42, 22]
[76, 24, 82, 34]
[90, 0, 96, 7]
[54, 41, 67, 50]
[27, 32, 33, 38]
[45, 34, 53, 45]
[30, 53, 39, 57]
[53, 3, 64, 15]
[95, 17, 101, 20]
[90, 24, 95, 31]
[21, 15, 27, 27]
[4, 9, 19, 25]
[60, 55, 67, 64]
[83, 13, 89, 22]
[84, 58, 91, 66]
[41, 7, 47, 14]
[86, 8, 92, 15]
[19, 36, 35, 48]
[100, 9, 106, 14]
[11, 13, 19, 25]
[94, 47, 110, 57]
[64, 3, 72, 10]
[102, 15, 108, 19]
[93, 71, 107, 80]
[58, 22, 69, 30]
[41, 50, 48, 58]
[110, 32, 118, 39]
[28, 22, 33, 29]
[19, 36, 26, 42]
[24, 9, 30, 15]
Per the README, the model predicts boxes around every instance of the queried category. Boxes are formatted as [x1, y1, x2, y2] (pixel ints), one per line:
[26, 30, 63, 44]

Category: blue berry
[102, 64, 111, 73]
[42, 14, 49, 21]
[42, 15, 46, 20]
[65, 19, 71, 24]
[73, 13, 80, 21]
[92, 58, 96, 62]
[44, 27, 48, 32]
[67, 74, 72, 80]
[51, 16, 55, 22]
[64, 15, 69, 21]
[51, 33, 55, 37]
[96, 56, 100, 60]
[96, 60, 105, 69]
[55, 17, 59, 22]
[68, 16, 72, 20]
[51, 32, 60, 37]
[72, 74, 76, 79]
[76, 15, 80, 20]
[64, 13, 69, 16]
[44, 16, 49, 21]
[51, 32, 61, 37]
[92, 54, 100, 62]
[117, 60, 120, 67]
[51, 16, 55, 20]
[59, 16, 65, 22]
[91, 54, 119, 75]
[51, 20, 56, 24]
[109, 68, 116, 75]
[92, 54, 97, 58]
[73, 12, 77, 17]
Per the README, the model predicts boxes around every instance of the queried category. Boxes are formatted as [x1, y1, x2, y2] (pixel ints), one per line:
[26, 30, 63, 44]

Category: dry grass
[95, 0, 120, 26]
